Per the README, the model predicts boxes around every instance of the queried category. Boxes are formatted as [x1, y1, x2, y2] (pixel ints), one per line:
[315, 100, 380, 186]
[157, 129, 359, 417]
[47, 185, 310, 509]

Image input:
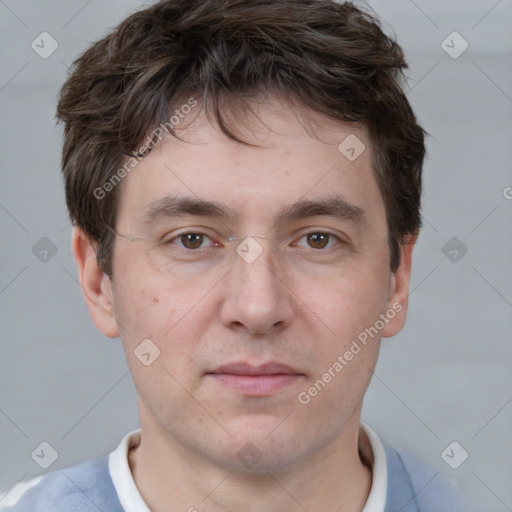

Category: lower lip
[208, 374, 301, 395]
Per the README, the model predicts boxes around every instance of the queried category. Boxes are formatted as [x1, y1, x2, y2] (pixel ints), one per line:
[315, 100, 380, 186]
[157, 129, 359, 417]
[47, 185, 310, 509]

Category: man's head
[58, 0, 424, 476]
[57, 0, 424, 278]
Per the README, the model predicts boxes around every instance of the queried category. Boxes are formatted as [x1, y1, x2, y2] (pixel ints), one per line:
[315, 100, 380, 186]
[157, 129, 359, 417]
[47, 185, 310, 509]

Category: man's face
[93, 97, 410, 472]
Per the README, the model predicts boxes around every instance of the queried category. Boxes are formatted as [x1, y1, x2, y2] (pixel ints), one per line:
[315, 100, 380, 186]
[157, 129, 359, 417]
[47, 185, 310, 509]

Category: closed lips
[208, 362, 302, 376]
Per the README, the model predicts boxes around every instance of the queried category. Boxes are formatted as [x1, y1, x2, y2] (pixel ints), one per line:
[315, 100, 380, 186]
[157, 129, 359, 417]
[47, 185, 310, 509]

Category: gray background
[0, 1, 511, 511]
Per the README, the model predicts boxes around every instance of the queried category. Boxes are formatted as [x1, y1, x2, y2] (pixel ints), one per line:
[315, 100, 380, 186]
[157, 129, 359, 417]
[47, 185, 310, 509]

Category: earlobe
[381, 233, 418, 338]
[72, 227, 120, 338]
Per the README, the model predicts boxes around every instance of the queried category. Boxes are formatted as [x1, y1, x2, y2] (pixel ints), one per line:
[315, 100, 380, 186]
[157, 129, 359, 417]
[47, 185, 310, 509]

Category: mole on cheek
[152, 296, 160, 304]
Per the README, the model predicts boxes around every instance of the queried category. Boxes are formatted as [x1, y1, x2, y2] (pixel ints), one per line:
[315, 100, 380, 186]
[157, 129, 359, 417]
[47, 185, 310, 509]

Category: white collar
[108, 422, 387, 512]
[360, 422, 388, 511]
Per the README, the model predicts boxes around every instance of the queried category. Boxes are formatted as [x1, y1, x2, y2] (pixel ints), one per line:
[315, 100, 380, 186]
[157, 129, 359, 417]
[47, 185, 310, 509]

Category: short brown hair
[57, 0, 425, 277]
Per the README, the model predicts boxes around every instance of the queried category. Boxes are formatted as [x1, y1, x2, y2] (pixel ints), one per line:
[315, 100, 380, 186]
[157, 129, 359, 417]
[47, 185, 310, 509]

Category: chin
[212, 441, 305, 475]
[204, 417, 322, 474]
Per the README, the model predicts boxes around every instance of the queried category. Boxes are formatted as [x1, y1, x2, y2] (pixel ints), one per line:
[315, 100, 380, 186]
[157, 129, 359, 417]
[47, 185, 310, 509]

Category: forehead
[115, 97, 386, 233]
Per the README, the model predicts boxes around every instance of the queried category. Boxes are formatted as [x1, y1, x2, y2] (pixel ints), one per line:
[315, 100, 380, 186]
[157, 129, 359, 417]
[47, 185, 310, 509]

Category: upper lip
[208, 362, 301, 376]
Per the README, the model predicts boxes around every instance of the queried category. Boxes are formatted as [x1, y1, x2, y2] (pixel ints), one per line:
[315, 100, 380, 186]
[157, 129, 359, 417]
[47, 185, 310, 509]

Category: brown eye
[307, 233, 330, 249]
[180, 233, 204, 249]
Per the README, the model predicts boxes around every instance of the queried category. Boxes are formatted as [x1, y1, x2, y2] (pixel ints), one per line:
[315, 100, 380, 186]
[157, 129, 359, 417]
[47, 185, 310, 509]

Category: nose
[219, 240, 295, 336]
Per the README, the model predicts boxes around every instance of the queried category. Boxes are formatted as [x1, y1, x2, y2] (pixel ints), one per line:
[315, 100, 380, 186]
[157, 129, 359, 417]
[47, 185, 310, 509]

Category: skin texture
[73, 97, 416, 512]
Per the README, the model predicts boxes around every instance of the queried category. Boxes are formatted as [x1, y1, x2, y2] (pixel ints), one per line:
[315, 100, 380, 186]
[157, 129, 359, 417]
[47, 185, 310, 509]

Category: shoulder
[0, 456, 123, 512]
[383, 443, 472, 512]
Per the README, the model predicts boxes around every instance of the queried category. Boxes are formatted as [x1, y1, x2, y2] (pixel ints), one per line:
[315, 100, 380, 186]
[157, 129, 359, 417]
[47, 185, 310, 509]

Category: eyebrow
[274, 197, 365, 226]
[140, 196, 366, 227]
[140, 196, 233, 224]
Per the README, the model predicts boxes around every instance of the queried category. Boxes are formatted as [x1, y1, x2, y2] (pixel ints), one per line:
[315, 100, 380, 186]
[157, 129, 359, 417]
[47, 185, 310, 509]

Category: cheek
[112, 249, 192, 338]
[113, 283, 193, 407]
[297, 268, 390, 400]
[112, 272, 212, 375]
[305, 265, 390, 339]
[113, 283, 170, 339]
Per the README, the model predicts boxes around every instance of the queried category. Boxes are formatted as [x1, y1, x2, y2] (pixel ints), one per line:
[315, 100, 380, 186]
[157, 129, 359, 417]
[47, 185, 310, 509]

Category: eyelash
[163, 230, 346, 253]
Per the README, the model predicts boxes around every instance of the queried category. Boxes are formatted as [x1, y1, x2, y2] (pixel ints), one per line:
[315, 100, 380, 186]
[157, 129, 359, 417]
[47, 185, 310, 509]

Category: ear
[381, 233, 418, 338]
[71, 227, 119, 338]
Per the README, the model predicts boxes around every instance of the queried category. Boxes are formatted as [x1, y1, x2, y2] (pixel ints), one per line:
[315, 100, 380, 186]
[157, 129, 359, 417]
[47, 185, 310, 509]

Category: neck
[128, 415, 373, 512]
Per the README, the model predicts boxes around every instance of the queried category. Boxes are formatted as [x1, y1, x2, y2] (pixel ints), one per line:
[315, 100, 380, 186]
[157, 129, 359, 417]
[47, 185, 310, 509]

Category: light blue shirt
[1, 442, 471, 511]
